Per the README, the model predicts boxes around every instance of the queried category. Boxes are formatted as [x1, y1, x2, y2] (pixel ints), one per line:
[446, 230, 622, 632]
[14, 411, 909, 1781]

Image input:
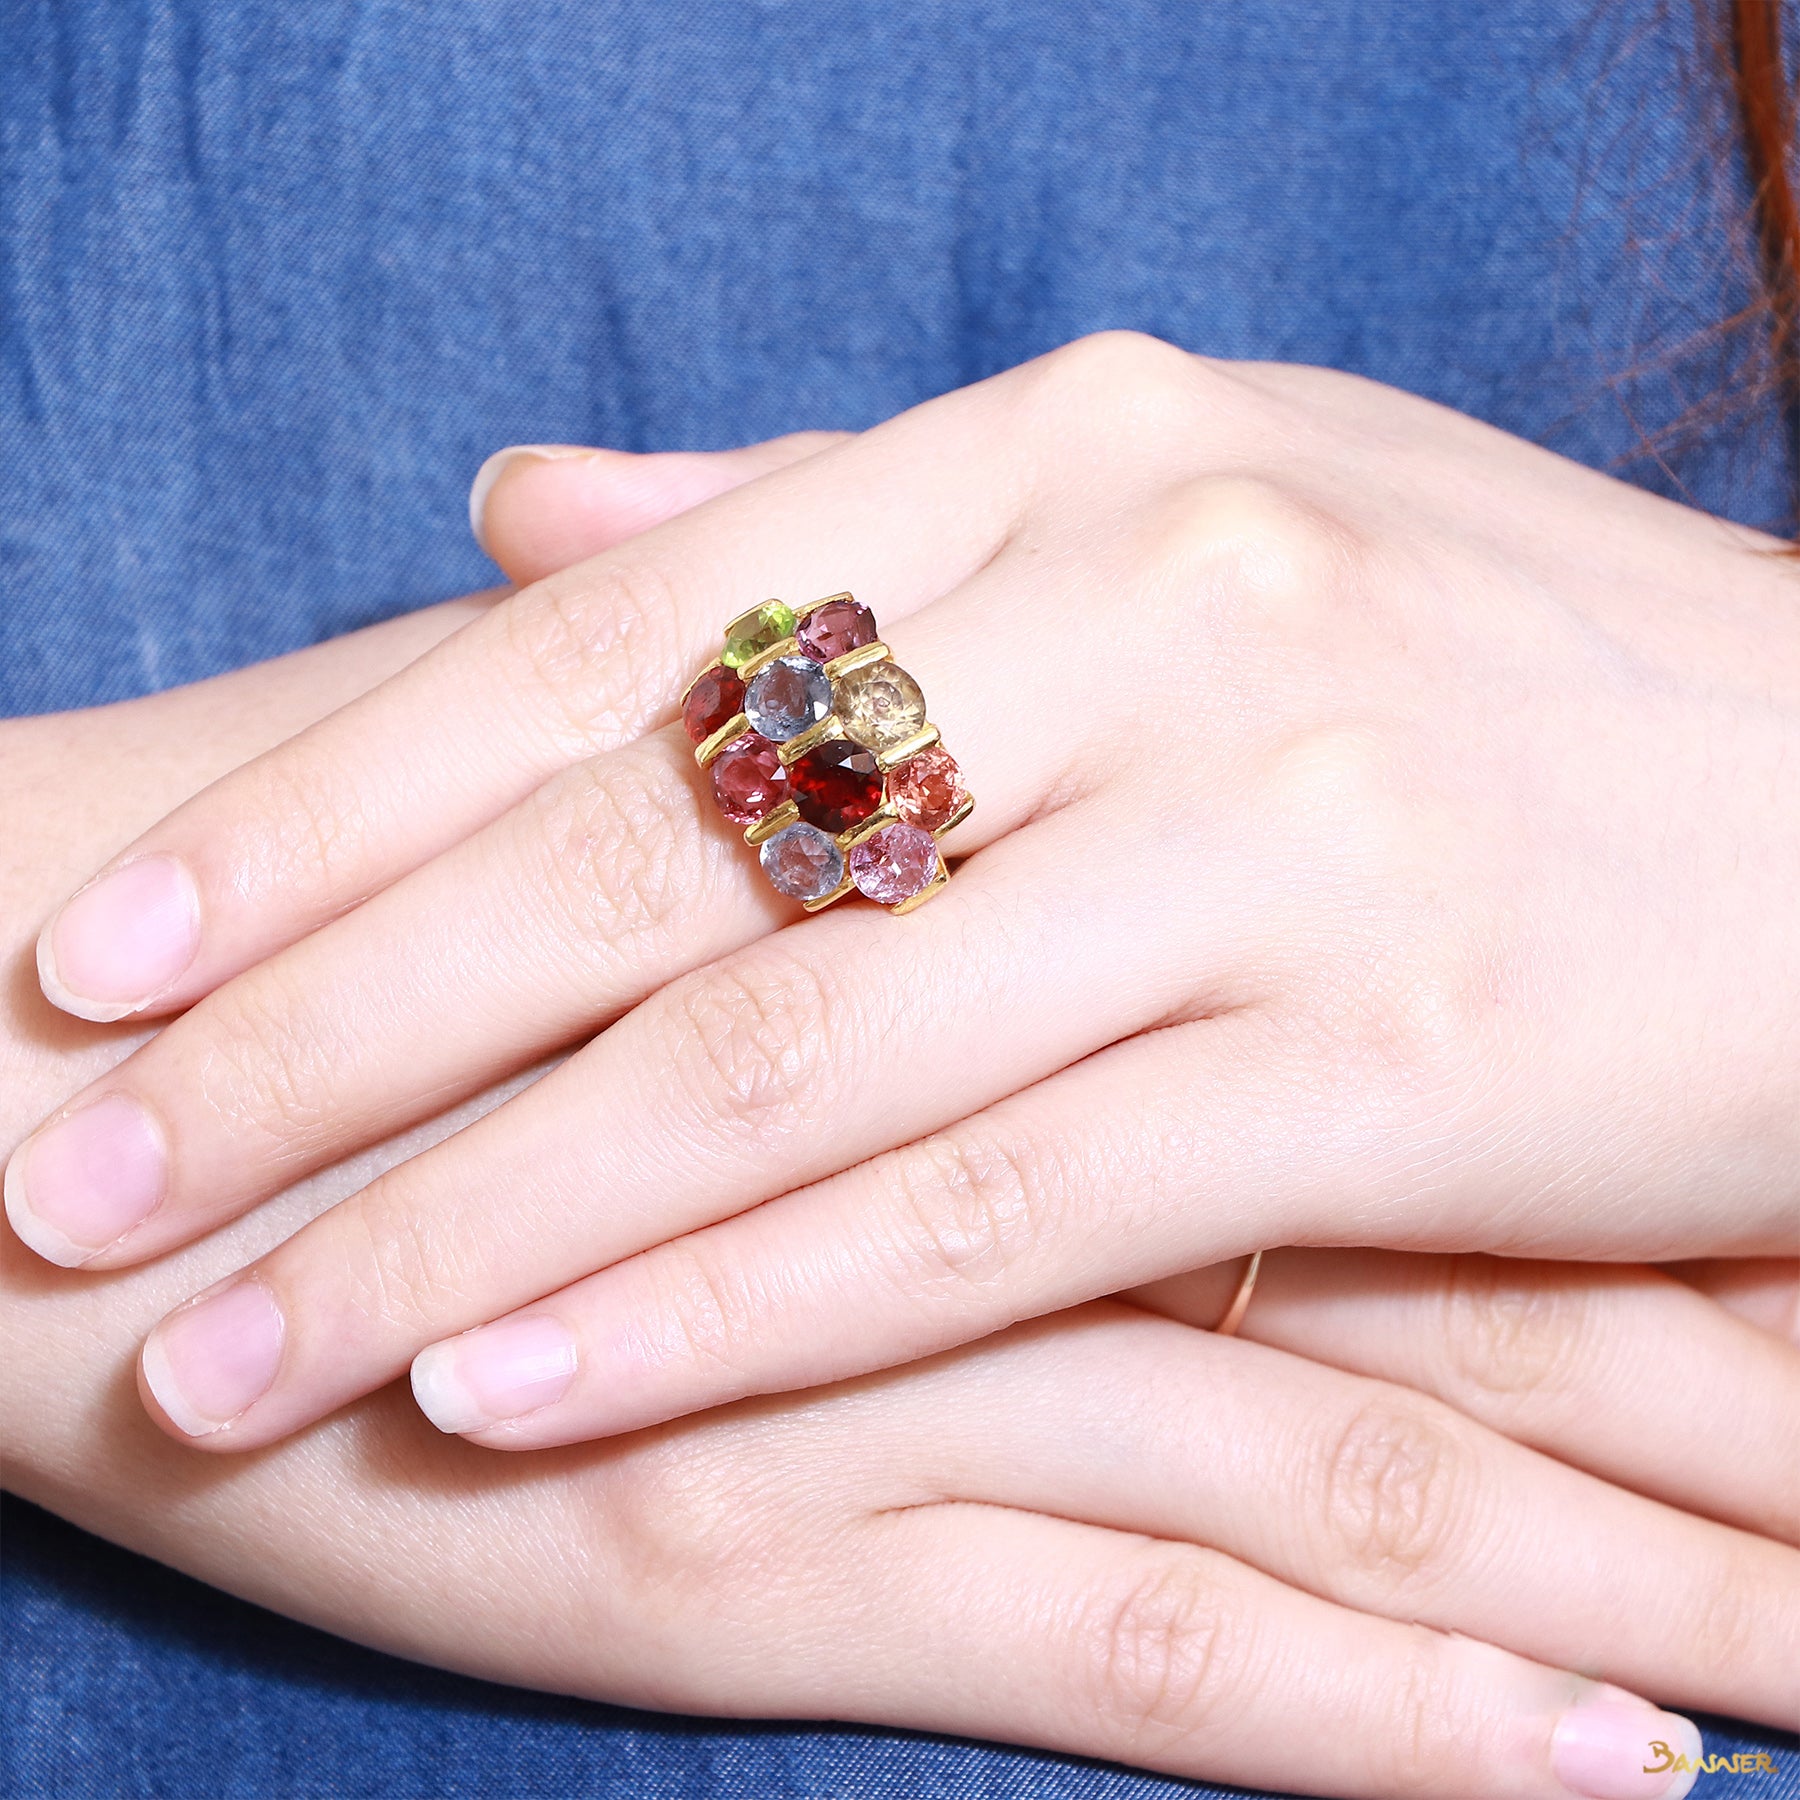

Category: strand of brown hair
[1733, 0, 1800, 480]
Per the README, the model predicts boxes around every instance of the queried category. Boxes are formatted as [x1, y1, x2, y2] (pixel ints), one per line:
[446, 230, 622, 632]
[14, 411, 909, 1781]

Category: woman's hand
[2, 635, 1794, 1795]
[11, 335, 1800, 1459]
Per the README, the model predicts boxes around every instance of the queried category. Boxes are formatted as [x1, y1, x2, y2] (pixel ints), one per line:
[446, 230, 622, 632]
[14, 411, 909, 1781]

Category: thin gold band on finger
[1213, 1249, 1264, 1337]
[680, 594, 974, 914]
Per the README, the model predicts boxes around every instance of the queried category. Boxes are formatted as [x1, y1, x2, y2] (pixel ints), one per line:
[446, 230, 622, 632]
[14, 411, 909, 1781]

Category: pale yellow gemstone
[835, 661, 927, 750]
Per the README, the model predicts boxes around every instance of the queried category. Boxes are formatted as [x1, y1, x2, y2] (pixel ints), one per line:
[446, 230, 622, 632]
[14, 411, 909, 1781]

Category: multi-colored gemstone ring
[680, 594, 973, 913]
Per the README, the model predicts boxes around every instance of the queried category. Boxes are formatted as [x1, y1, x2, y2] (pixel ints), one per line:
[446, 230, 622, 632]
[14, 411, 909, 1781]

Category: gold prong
[695, 714, 750, 767]
[743, 800, 799, 846]
[802, 871, 858, 912]
[934, 793, 977, 836]
[838, 800, 898, 851]
[735, 636, 800, 680]
[776, 714, 844, 765]
[823, 640, 889, 679]
[793, 591, 854, 621]
[875, 724, 940, 771]
[889, 857, 950, 915]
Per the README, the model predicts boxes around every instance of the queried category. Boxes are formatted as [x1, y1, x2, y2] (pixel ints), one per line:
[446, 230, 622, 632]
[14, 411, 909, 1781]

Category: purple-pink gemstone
[795, 597, 877, 663]
[710, 734, 788, 824]
[849, 822, 938, 905]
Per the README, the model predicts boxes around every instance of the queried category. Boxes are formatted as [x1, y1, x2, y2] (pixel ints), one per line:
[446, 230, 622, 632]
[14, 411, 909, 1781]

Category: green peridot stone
[721, 600, 797, 669]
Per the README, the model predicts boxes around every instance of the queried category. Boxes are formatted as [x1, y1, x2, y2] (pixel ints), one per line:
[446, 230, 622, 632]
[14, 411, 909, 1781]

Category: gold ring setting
[681, 594, 973, 914]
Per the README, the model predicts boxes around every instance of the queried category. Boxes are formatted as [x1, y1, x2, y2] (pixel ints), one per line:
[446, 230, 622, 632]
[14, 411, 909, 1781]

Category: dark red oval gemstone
[683, 664, 745, 743]
[789, 739, 883, 834]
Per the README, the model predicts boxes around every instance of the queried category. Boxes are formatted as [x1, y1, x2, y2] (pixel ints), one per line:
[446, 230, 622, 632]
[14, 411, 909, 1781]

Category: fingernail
[141, 1280, 285, 1437]
[1552, 1696, 1704, 1799]
[469, 445, 595, 555]
[4, 1093, 167, 1267]
[38, 855, 200, 1022]
[411, 1315, 576, 1434]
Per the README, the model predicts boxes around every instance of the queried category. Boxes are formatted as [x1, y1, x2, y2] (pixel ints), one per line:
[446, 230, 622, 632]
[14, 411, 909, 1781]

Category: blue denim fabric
[3, 1497, 1796, 1800]
[3, 2, 1798, 1795]
[1, 0, 1792, 715]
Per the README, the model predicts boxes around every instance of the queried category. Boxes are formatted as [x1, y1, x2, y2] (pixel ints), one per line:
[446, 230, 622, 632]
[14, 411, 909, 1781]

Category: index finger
[34, 374, 1036, 1023]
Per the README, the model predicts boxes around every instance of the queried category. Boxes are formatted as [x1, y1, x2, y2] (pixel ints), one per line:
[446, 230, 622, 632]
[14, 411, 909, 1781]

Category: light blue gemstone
[759, 822, 844, 901]
[743, 656, 830, 742]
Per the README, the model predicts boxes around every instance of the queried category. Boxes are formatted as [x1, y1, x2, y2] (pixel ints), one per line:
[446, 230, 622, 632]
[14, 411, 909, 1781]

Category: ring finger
[887, 1303, 1796, 1727]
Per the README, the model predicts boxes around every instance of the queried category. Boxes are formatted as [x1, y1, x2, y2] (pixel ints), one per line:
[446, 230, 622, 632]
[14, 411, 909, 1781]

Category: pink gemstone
[795, 597, 877, 663]
[886, 744, 968, 831]
[849, 822, 939, 905]
[709, 735, 788, 824]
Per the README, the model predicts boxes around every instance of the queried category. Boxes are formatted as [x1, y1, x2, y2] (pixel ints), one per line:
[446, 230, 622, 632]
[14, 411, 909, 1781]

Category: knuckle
[1258, 722, 1401, 830]
[1441, 1258, 1595, 1407]
[501, 558, 683, 759]
[189, 969, 347, 1150]
[1318, 1395, 1472, 1595]
[666, 951, 839, 1149]
[332, 1196, 470, 1338]
[632, 1238, 764, 1388]
[1253, 729, 1504, 1101]
[1684, 1549, 1770, 1685]
[1373, 1629, 1465, 1797]
[228, 744, 372, 905]
[1141, 473, 1364, 635]
[1254, 726, 1426, 916]
[878, 1126, 1052, 1298]
[1080, 1550, 1239, 1755]
[1047, 328, 1197, 395]
[529, 740, 699, 953]
[1026, 330, 1209, 442]
[582, 1433, 794, 1612]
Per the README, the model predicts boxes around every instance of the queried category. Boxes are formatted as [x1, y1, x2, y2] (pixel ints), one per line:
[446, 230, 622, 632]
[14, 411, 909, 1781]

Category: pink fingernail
[411, 1315, 576, 1434]
[468, 445, 595, 555]
[4, 1093, 167, 1267]
[141, 1280, 285, 1437]
[1552, 1697, 1704, 1799]
[39, 856, 200, 1021]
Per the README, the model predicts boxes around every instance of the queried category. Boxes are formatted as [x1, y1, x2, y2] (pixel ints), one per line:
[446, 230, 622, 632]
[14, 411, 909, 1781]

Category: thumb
[469, 431, 852, 586]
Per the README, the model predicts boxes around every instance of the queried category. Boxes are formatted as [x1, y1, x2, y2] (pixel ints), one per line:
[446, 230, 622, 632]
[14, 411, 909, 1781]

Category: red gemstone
[850, 823, 939, 905]
[886, 744, 968, 831]
[683, 664, 745, 743]
[710, 735, 788, 823]
[789, 740, 883, 833]
[795, 597, 877, 663]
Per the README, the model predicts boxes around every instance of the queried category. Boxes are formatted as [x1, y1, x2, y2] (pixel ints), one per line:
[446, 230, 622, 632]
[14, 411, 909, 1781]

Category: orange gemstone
[887, 745, 968, 831]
